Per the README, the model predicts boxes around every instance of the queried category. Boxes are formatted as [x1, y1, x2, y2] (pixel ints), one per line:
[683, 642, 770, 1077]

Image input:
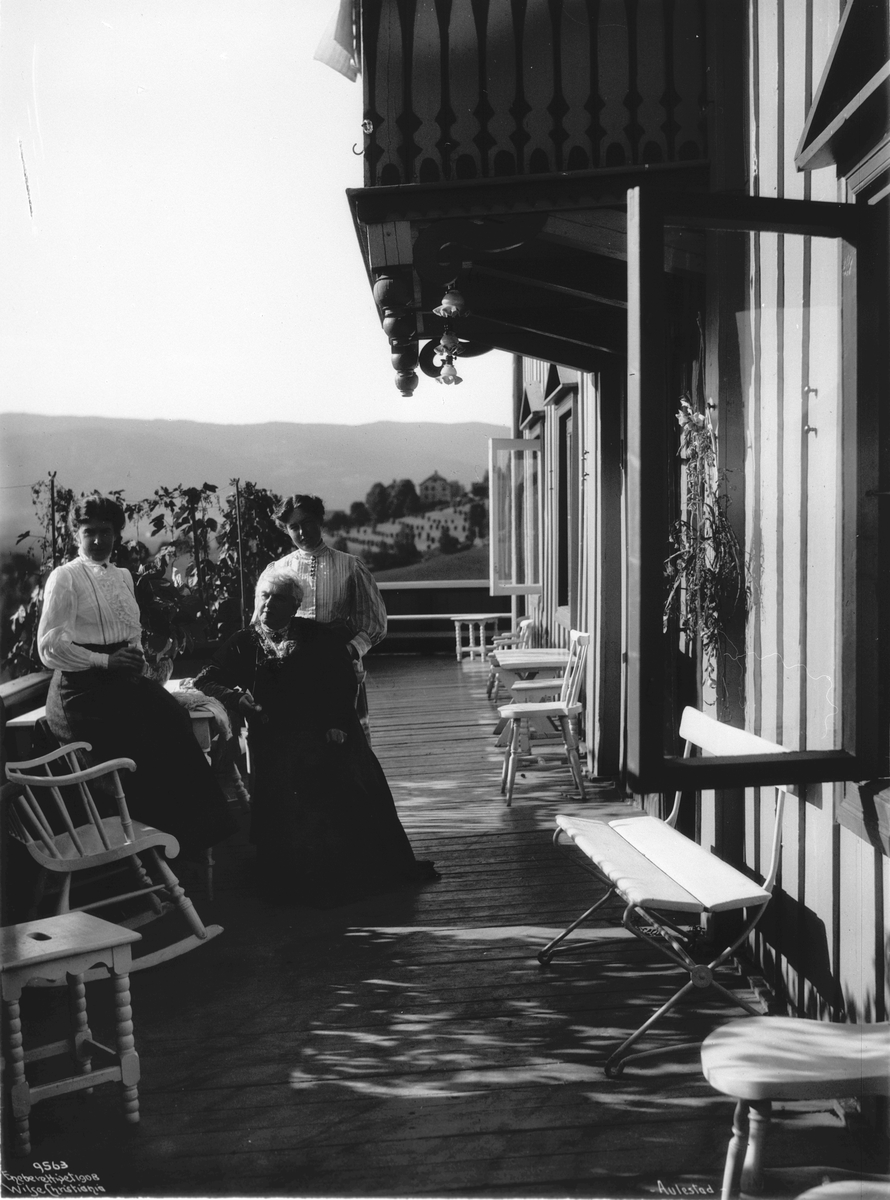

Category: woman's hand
[107, 647, 146, 676]
[326, 728, 346, 745]
[237, 691, 263, 717]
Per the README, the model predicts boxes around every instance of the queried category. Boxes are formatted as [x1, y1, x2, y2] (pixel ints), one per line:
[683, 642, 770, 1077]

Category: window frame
[624, 186, 879, 794]
[556, 403, 578, 615]
[488, 437, 544, 597]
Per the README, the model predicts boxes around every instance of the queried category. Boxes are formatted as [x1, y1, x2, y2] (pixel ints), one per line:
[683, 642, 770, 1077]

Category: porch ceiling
[348, 163, 710, 390]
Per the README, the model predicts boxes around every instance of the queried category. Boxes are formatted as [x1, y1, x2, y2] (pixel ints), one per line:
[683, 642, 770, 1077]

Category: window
[624, 187, 880, 793]
[557, 408, 574, 610]
[489, 438, 542, 596]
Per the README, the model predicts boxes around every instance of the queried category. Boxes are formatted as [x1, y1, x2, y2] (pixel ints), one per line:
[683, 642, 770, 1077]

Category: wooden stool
[701, 1016, 890, 1200]
[795, 1183, 890, 1200]
[1, 912, 142, 1155]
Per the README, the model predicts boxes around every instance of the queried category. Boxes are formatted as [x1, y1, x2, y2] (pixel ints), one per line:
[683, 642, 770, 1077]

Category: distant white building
[419, 471, 458, 505]
[342, 503, 475, 557]
[400, 506, 469, 550]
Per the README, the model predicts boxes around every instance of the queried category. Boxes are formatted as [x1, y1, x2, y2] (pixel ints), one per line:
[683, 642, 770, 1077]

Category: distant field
[373, 544, 489, 583]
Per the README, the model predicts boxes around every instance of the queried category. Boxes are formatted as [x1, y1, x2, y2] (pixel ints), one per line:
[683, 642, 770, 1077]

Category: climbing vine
[2, 478, 289, 679]
[663, 395, 750, 668]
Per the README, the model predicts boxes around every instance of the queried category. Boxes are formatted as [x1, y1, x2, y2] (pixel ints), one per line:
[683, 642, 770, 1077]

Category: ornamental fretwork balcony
[349, 0, 734, 395]
[361, 0, 709, 187]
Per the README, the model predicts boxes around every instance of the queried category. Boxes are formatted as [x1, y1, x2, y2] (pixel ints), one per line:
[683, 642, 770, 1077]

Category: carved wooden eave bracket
[369, 214, 547, 394]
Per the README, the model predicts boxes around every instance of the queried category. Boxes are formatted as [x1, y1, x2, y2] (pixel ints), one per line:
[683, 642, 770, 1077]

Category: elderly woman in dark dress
[37, 493, 237, 856]
[193, 564, 436, 904]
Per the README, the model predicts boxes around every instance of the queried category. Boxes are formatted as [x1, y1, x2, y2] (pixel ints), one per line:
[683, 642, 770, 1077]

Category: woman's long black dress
[193, 620, 435, 905]
[46, 669, 238, 855]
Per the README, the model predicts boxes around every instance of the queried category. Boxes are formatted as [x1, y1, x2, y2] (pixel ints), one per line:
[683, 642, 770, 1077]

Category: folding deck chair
[537, 707, 792, 1075]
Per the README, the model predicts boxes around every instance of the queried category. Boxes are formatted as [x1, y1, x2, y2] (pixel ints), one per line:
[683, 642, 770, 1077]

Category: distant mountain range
[0, 413, 509, 554]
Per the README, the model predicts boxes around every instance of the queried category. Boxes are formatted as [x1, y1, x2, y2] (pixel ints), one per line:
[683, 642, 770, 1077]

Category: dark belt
[74, 641, 130, 654]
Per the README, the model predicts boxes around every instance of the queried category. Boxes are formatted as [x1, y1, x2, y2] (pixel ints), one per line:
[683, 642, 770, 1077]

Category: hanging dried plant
[663, 396, 750, 663]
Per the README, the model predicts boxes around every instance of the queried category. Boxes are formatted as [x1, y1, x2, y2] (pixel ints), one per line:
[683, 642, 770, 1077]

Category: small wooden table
[0, 913, 142, 1155]
[488, 649, 571, 744]
[450, 614, 506, 662]
[488, 649, 569, 699]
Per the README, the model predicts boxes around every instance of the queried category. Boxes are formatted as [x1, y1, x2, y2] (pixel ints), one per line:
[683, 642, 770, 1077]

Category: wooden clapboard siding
[495, 0, 885, 1055]
[800, 228, 842, 1017]
[522, 359, 551, 643]
[523, 363, 588, 649]
[806, 236, 842, 751]
[576, 377, 591, 638]
[518, 358, 625, 783]
[13, 655, 861, 1199]
[577, 374, 599, 776]
[743, 0, 888, 1024]
[580, 365, 626, 782]
[766, 5, 843, 1016]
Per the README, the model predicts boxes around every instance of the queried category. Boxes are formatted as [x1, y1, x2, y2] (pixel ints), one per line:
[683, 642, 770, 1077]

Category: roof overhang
[347, 163, 710, 392]
[795, 0, 890, 183]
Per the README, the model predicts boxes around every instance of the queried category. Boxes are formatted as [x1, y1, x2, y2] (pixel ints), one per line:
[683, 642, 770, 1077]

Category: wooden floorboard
[4, 656, 873, 1199]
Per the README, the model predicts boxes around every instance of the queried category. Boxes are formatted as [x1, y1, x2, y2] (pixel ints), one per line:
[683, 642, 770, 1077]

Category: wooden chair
[491, 616, 534, 650]
[497, 630, 590, 805]
[700, 1016, 890, 1200]
[486, 617, 534, 701]
[492, 665, 572, 750]
[4, 742, 223, 977]
[538, 707, 792, 1075]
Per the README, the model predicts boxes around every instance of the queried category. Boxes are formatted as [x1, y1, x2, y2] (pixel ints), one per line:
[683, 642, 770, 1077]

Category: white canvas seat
[538, 707, 792, 1075]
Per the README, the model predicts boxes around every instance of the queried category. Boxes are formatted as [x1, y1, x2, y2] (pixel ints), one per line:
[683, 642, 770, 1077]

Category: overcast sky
[0, 0, 513, 427]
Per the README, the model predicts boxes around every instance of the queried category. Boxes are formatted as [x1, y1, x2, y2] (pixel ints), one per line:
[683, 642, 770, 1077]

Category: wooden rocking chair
[4, 742, 223, 979]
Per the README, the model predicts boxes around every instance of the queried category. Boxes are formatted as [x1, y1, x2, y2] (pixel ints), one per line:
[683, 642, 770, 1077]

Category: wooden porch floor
[4, 657, 874, 1198]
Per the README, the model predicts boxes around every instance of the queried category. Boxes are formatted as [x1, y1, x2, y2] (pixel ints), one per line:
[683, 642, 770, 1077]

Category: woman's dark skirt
[248, 721, 435, 906]
[46, 668, 238, 853]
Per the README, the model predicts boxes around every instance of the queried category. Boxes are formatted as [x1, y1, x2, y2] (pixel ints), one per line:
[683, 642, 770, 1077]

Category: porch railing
[361, 0, 709, 187]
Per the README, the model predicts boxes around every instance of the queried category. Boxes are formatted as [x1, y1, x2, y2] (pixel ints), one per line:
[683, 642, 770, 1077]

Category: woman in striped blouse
[274, 493, 387, 739]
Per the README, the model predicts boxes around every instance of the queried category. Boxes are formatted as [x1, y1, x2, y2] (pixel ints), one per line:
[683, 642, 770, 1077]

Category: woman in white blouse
[38, 493, 237, 855]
